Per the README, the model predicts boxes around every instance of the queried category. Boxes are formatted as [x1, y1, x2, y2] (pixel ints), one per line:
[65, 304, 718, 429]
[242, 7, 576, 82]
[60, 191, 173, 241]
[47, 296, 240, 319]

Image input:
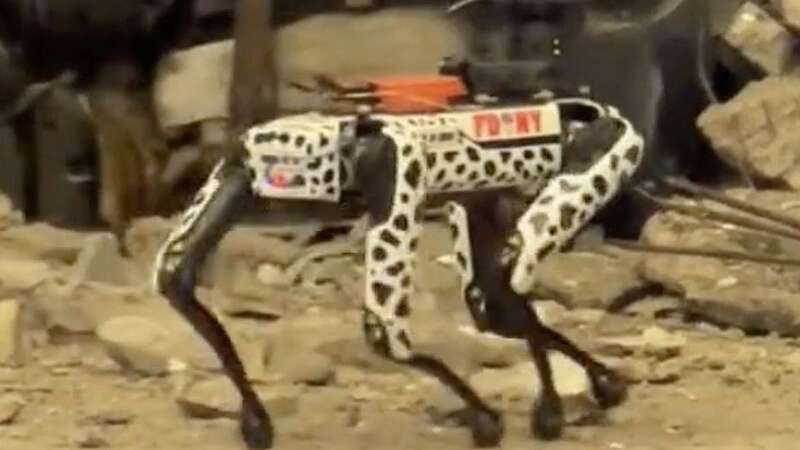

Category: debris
[534, 252, 646, 310]
[69, 427, 108, 448]
[283, 239, 361, 284]
[697, 77, 800, 188]
[0, 258, 51, 294]
[154, 41, 235, 129]
[175, 377, 239, 419]
[723, 2, 799, 75]
[72, 233, 131, 286]
[639, 210, 800, 336]
[84, 408, 133, 426]
[0, 300, 26, 367]
[775, 0, 800, 29]
[0, 394, 24, 424]
[95, 316, 172, 376]
[256, 263, 289, 287]
[0, 223, 87, 263]
[176, 376, 299, 419]
[122, 216, 173, 271]
[597, 326, 687, 360]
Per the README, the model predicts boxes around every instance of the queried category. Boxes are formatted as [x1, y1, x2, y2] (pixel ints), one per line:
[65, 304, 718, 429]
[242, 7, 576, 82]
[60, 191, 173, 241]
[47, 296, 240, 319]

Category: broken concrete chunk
[69, 427, 108, 448]
[772, 0, 800, 30]
[0, 300, 26, 367]
[640, 209, 800, 336]
[123, 216, 172, 269]
[175, 377, 239, 419]
[0, 223, 87, 263]
[596, 326, 687, 360]
[0, 258, 51, 294]
[0, 394, 25, 424]
[176, 376, 299, 419]
[72, 233, 130, 286]
[96, 316, 172, 376]
[256, 263, 289, 287]
[84, 407, 134, 426]
[723, 2, 799, 75]
[153, 40, 234, 129]
[534, 252, 646, 310]
[697, 77, 800, 187]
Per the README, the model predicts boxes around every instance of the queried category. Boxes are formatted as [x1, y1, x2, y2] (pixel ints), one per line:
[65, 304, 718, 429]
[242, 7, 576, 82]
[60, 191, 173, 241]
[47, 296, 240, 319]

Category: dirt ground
[3, 306, 800, 450]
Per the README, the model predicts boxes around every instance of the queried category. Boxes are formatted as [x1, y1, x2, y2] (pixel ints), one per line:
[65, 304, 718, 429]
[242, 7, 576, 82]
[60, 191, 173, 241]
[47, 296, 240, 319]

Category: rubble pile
[701, 0, 800, 187]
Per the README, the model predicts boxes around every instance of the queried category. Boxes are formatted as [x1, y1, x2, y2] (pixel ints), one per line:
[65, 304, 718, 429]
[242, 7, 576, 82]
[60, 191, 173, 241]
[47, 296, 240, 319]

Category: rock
[0, 258, 51, 294]
[72, 233, 131, 286]
[176, 376, 300, 419]
[596, 326, 686, 360]
[218, 227, 305, 267]
[723, 2, 799, 75]
[153, 40, 234, 129]
[468, 353, 595, 421]
[0, 300, 26, 367]
[209, 228, 305, 290]
[0, 394, 24, 424]
[96, 316, 172, 376]
[697, 77, 800, 187]
[69, 427, 108, 448]
[0, 223, 87, 263]
[267, 311, 382, 372]
[772, 0, 800, 29]
[622, 296, 684, 319]
[175, 377, 239, 419]
[31, 282, 158, 334]
[640, 210, 800, 335]
[534, 252, 646, 310]
[456, 325, 527, 368]
[268, 350, 335, 386]
[122, 216, 172, 271]
[282, 239, 362, 286]
[602, 357, 651, 383]
[84, 408, 133, 426]
[215, 289, 286, 321]
[648, 359, 684, 384]
[256, 263, 289, 287]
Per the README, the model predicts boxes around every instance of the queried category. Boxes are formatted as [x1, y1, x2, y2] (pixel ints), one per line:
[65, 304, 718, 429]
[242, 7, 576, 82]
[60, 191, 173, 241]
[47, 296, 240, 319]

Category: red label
[472, 110, 542, 139]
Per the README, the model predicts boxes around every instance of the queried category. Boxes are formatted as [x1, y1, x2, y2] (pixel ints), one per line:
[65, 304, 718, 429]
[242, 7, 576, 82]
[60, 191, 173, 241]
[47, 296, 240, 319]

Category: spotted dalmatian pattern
[368, 110, 561, 195]
[152, 159, 226, 288]
[509, 107, 644, 295]
[153, 98, 641, 366]
[243, 113, 354, 202]
[444, 201, 488, 325]
[362, 121, 427, 360]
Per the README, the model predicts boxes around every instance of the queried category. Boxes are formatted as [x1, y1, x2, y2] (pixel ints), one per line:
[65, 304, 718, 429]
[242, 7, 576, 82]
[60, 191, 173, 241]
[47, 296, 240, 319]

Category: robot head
[242, 113, 355, 201]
